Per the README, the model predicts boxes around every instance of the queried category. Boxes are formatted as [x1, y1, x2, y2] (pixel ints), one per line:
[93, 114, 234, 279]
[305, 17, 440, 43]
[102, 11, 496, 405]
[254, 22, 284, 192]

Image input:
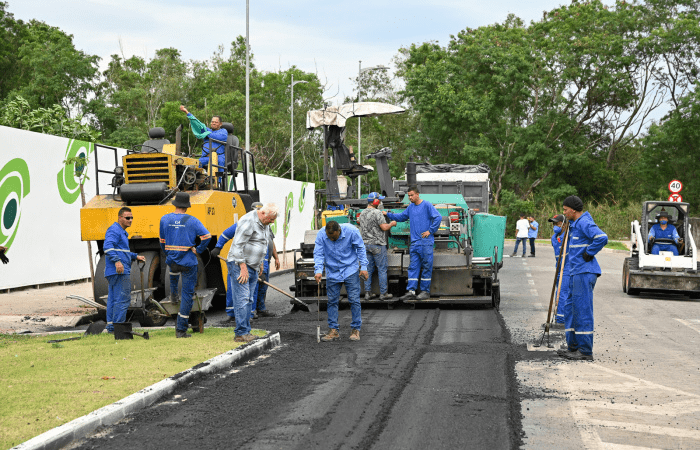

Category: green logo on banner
[299, 182, 308, 212]
[57, 139, 94, 204]
[285, 192, 293, 238]
[0, 158, 31, 249]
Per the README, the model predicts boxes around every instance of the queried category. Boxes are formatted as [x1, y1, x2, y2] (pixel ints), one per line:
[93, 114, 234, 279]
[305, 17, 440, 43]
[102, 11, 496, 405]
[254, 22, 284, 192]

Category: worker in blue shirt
[314, 221, 369, 342]
[252, 234, 280, 318]
[558, 196, 608, 361]
[210, 223, 238, 323]
[548, 214, 568, 329]
[103, 207, 145, 333]
[180, 105, 228, 171]
[383, 186, 442, 301]
[159, 193, 212, 338]
[648, 210, 682, 255]
[528, 216, 539, 257]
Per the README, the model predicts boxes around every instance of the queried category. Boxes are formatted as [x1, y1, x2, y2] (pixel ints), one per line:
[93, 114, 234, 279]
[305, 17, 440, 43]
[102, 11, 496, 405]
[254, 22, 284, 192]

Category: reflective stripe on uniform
[593, 234, 607, 239]
[105, 248, 131, 253]
[199, 234, 212, 240]
[107, 321, 113, 325]
[422, 278, 431, 281]
[570, 244, 589, 248]
[165, 245, 192, 251]
[408, 278, 419, 281]
[178, 313, 189, 319]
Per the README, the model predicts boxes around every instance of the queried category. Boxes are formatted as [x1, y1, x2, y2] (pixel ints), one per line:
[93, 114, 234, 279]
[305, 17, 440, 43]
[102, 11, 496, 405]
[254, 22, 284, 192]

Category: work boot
[243, 333, 257, 342]
[349, 329, 360, 341]
[556, 348, 577, 358]
[234, 335, 248, 343]
[379, 293, 393, 301]
[415, 291, 430, 300]
[510, 253, 517, 257]
[321, 329, 340, 342]
[251, 311, 259, 320]
[561, 350, 593, 361]
[364, 292, 377, 301]
[399, 290, 416, 301]
[528, 254, 536, 258]
[257, 310, 275, 318]
[176, 329, 191, 339]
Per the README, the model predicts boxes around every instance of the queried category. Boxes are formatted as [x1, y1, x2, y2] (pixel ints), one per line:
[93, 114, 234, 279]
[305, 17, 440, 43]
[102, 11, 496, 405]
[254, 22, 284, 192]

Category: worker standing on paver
[228, 203, 278, 343]
[210, 222, 238, 323]
[159, 193, 212, 338]
[314, 221, 369, 341]
[359, 192, 396, 301]
[528, 216, 539, 258]
[558, 196, 607, 361]
[548, 214, 568, 330]
[104, 207, 146, 333]
[383, 186, 441, 301]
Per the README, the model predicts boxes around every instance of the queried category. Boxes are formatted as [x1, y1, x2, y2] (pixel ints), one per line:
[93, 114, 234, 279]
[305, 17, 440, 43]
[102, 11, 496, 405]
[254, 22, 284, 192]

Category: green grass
[605, 241, 630, 251]
[0, 328, 267, 449]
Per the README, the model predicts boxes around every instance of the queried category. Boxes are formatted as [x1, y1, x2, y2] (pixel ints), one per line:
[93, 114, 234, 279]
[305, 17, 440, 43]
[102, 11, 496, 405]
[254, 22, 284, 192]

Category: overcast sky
[9, 0, 587, 105]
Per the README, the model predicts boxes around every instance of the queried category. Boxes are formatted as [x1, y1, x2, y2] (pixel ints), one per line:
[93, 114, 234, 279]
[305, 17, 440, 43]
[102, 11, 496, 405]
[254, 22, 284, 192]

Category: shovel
[215, 255, 314, 312]
[114, 322, 150, 340]
[47, 321, 106, 343]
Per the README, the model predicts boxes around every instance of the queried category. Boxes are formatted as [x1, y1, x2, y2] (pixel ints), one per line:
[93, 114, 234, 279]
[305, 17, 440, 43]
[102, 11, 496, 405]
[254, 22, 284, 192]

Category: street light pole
[245, 0, 250, 188]
[357, 61, 389, 198]
[290, 74, 308, 181]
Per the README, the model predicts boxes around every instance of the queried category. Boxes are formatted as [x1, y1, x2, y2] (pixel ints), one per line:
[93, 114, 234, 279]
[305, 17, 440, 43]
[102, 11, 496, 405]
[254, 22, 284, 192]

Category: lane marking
[528, 279, 535, 285]
[526, 273, 532, 277]
[674, 318, 700, 335]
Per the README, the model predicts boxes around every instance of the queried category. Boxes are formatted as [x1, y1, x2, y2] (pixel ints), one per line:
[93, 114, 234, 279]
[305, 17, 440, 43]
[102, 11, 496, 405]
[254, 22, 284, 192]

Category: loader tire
[491, 283, 501, 311]
[624, 257, 641, 295]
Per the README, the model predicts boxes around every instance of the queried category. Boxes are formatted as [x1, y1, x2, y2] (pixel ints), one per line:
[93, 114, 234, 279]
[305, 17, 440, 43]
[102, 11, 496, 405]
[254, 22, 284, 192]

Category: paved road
[71, 246, 700, 450]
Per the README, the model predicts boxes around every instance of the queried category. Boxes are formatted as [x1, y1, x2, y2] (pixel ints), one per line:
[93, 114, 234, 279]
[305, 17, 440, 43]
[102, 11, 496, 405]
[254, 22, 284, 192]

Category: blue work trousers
[225, 272, 235, 317]
[106, 274, 131, 332]
[253, 271, 269, 313]
[365, 244, 388, 294]
[199, 153, 226, 171]
[565, 273, 597, 356]
[326, 271, 362, 331]
[652, 244, 679, 255]
[555, 273, 571, 324]
[228, 262, 258, 337]
[407, 240, 433, 293]
[513, 238, 527, 255]
[174, 265, 198, 332]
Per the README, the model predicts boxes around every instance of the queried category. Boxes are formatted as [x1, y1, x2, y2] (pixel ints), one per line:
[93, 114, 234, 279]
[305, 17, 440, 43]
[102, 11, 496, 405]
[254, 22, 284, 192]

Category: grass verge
[605, 241, 630, 251]
[0, 327, 267, 449]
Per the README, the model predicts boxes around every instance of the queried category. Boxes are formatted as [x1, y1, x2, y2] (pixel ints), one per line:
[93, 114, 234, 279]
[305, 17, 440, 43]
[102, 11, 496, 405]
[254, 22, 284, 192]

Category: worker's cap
[548, 214, 565, 223]
[562, 195, 583, 212]
[367, 192, 385, 203]
[172, 192, 191, 208]
[658, 210, 671, 218]
[251, 202, 263, 209]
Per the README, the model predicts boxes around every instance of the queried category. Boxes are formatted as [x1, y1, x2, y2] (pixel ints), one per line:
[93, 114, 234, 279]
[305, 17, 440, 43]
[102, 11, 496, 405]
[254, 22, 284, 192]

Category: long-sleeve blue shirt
[648, 223, 680, 243]
[386, 200, 442, 244]
[215, 223, 238, 249]
[565, 211, 608, 276]
[551, 226, 570, 277]
[159, 213, 211, 267]
[528, 220, 539, 239]
[314, 224, 369, 282]
[104, 222, 138, 277]
[187, 113, 228, 156]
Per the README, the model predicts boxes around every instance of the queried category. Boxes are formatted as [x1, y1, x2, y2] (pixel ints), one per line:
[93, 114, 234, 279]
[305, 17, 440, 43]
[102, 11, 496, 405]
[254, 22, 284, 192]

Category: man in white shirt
[511, 213, 530, 257]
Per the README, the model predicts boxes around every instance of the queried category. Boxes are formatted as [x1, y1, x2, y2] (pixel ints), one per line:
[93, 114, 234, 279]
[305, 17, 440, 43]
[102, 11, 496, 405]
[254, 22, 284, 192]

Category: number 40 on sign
[668, 180, 683, 193]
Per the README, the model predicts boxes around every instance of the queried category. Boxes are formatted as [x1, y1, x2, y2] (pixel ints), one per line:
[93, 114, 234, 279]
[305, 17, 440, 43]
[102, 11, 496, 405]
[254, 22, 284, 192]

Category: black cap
[563, 195, 583, 212]
[658, 210, 671, 218]
[172, 192, 191, 208]
[548, 214, 565, 223]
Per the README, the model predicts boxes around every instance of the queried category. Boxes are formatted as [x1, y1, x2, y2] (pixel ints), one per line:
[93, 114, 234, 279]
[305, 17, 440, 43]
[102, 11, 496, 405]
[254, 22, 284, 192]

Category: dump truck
[80, 125, 259, 326]
[292, 103, 506, 309]
[623, 201, 700, 296]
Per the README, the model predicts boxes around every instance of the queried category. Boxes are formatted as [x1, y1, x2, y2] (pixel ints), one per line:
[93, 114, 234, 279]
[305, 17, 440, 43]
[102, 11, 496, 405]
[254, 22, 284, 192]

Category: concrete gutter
[12, 332, 282, 450]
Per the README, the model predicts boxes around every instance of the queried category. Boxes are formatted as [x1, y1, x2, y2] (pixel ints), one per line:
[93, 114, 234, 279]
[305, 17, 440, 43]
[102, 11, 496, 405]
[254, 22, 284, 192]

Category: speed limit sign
[669, 180, 683, 193]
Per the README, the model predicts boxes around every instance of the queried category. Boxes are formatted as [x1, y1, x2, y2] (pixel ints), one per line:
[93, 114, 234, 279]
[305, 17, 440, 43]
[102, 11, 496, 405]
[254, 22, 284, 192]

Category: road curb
[269, 268, 294, 278]
[12, 332, 282, 450]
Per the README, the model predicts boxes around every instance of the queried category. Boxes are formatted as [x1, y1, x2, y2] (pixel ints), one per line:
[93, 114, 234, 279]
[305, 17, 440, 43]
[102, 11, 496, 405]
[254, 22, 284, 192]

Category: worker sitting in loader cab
[180, 105, 228, 170]
[648, 210, 682, 255]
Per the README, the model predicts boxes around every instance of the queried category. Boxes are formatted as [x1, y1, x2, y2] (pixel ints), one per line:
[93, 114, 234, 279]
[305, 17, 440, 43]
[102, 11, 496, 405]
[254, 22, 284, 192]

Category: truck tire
[491, 282, 500, 310]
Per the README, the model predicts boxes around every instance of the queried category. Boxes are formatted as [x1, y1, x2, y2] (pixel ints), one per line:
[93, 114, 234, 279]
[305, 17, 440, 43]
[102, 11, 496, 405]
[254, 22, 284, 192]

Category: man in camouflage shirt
[359, 192, 397, 300]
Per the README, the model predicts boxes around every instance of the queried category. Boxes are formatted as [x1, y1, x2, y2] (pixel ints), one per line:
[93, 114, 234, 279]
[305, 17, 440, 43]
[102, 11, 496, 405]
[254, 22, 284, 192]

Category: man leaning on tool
[104, 207, 145, 333]
[314, 220, 369, 341]
[228, 203, 278, 343]
[159, 193, 212, 338]
[557, 195, 607, 361]
[383, 186, 441, 301]
[359, 192, 396, 301]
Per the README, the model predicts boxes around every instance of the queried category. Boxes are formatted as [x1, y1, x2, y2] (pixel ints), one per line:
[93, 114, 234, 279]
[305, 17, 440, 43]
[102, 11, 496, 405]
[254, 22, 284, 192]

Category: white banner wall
[0, 126, 315, 289]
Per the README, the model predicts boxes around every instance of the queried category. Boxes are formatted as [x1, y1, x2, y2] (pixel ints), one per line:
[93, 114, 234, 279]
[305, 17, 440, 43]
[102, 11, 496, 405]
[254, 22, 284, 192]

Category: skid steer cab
[80, 125, 259, 327]
[624, 201, 700, 297]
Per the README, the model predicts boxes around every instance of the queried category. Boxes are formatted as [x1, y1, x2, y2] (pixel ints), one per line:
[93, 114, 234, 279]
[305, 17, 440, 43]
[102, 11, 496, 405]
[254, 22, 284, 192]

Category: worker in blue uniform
[648, 210, 681, 255]
[104, 207, 145, 333]
[384, 186, 442, 301]
[548, 214, 568, 329]
[180, 105, 228, 171]
[251, 235, 279, 318]
[558, 196, 607, 361]
[209, 223, 239, 323]
[159, 193, 212, 338]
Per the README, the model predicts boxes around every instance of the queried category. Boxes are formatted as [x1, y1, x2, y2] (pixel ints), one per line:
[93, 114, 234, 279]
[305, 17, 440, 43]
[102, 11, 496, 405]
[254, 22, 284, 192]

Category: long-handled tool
[534, 221, 570, 348]
[47, 321, 106, 343]
[114, 322, 150, 340]
[215, 255, 314, 312]
[317, 281, 321, 343]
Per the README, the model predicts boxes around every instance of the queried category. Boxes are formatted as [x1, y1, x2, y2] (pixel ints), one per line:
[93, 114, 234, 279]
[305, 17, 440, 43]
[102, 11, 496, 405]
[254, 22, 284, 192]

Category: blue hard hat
[367, 192, 386, 202]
